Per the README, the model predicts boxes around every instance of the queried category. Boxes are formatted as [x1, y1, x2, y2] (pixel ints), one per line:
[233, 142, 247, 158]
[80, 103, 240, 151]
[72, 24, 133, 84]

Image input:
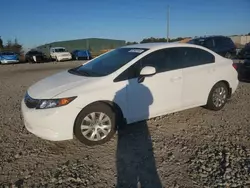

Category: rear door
[180, 47, 217, 107]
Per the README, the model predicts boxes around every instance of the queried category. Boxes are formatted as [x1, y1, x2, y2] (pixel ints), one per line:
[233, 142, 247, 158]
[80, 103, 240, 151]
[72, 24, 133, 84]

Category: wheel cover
[81, 112, 112, 141]
[212, 87, 227, 108]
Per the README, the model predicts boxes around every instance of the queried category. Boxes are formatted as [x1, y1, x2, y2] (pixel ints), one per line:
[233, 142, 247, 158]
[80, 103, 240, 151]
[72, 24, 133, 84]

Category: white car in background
[50, 47, 72, 62]
[21, 42, 239, 146]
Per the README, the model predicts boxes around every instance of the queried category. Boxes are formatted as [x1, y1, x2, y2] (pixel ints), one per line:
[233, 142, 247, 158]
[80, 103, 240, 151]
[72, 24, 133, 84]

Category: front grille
[24, 93, 39, 108]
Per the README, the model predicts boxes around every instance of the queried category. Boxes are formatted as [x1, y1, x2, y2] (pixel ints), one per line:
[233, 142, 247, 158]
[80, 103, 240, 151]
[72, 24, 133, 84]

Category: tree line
[126, 34, 250, 45]
[126, 37, 188, 45]
[0, 37, 23, 55]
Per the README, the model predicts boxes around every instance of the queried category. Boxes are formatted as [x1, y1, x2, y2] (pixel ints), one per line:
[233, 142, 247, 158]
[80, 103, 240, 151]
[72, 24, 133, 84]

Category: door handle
[170, 76, 182, 82]
[208, 68, 216, 73]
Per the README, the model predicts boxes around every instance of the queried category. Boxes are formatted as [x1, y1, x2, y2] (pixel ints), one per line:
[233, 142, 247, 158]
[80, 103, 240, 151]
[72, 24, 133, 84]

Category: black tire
[205, 82, 229, 111]
[74, 102, 117, 146]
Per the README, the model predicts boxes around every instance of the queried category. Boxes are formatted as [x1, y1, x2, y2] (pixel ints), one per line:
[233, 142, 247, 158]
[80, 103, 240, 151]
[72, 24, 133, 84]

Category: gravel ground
[0, 61, 250, 188]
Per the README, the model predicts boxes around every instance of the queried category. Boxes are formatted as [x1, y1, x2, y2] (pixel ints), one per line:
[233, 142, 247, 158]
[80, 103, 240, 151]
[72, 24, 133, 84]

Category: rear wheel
[205, 82, 229, 111]
[74, 102, 117, 146]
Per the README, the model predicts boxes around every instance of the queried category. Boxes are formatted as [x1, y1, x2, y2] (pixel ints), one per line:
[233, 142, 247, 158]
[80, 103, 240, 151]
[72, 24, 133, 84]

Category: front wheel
[74, 102, 117, 146]
[205, 82, 229, 111]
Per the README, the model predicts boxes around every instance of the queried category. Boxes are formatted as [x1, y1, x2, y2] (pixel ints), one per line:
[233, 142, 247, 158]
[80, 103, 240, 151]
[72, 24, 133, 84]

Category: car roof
[121, 42, 204, 50]
[191, 35, 229, 40]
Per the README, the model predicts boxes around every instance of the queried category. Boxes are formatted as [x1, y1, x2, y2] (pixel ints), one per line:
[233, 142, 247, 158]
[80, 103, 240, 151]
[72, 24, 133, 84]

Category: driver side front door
[115, 48, 184, 124]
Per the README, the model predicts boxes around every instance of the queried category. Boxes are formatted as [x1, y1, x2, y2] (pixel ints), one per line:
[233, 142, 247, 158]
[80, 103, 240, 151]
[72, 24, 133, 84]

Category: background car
[50, 47, 72, 62]
[188, 35, 237, 59]
[0, 52, 19, 64]
[71, 50, 92, 60]
[25, 50, 47, 63]
[238, 59, 250, 82]
[237, 43, 250, 59]
[21, 43, 239, 146]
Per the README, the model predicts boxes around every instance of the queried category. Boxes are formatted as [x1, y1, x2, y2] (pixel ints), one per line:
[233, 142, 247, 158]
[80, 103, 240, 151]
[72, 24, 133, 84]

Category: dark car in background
[188, 35, 237, 59]
[237, 43, 250, 59]
[25, 50, 47, 63]
[71, 50, 92, 60]
[238, 59, 250, 82]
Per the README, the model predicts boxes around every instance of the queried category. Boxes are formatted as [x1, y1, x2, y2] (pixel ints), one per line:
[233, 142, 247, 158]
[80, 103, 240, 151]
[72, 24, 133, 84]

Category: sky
[1, 0, 250, 50]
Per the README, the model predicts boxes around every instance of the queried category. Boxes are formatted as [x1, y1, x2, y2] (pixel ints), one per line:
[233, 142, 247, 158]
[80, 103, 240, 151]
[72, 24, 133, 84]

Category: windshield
[28, 51, 42, 55]
[54, 48, 66, 52]
[0, 52, 15, 55]
[69, 47, 148, 77]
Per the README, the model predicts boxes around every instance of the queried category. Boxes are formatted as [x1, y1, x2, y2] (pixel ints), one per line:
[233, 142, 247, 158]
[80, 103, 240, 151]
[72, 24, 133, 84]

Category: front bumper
[21, 99, 81, 141]
[1, 59, 19, 64]
[57, 55, 72, 61]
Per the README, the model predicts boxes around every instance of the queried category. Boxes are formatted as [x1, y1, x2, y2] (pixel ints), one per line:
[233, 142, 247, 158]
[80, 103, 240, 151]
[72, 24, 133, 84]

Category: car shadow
[113, 78, 162, 188]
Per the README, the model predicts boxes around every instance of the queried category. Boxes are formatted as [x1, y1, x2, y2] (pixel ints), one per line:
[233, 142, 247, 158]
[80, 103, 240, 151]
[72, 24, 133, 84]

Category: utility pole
[167, 5, 170, 42]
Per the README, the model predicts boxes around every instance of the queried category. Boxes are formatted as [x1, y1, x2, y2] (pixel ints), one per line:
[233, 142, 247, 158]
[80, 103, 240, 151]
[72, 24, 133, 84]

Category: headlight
[36, 96, 77, 109]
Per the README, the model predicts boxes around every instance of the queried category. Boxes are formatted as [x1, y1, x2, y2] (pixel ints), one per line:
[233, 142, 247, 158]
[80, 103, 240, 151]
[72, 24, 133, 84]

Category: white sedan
[21, 42, 239, 146]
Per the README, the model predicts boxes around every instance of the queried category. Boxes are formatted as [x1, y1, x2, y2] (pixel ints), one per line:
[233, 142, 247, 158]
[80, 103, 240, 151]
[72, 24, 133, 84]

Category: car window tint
[225, 38, 235, 47]
[204, 39, 214, 49]
[181, 47, 215, 67]
[214, 37, 231, 47]
[114, 48, 184, 82]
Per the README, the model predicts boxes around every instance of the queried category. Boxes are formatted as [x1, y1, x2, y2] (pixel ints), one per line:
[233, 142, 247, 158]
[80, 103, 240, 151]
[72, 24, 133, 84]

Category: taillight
[232, 63, 238, 70]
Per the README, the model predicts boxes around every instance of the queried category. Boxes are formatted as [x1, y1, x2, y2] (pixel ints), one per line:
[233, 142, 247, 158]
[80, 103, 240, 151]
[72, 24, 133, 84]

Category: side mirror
[138, 66, 156, 83]
[140, 66, 156, 77]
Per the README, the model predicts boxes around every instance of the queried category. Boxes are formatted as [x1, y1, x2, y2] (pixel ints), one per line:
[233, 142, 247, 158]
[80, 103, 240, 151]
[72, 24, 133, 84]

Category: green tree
[126, 41, 138, 45]
[2, 39, 23, 55]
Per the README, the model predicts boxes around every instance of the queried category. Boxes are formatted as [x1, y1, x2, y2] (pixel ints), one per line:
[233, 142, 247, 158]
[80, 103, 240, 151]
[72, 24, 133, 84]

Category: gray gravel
[0, 61, 250, 188]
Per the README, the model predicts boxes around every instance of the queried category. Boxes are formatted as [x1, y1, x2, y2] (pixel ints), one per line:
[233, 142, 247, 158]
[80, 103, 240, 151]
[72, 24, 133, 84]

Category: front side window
[114, 48, 184, 82]
[68, 47, 148, 77]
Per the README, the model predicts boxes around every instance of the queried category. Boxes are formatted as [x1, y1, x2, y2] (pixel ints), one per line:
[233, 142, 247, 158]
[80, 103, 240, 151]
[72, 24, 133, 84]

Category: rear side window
[214, 37, 235, 48]
[181, 47, 215, 67]
[203, 39, 215, 49]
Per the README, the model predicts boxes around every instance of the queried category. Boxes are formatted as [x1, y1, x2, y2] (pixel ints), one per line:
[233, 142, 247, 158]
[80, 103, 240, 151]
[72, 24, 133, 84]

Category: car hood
[27, 70, 99, 99]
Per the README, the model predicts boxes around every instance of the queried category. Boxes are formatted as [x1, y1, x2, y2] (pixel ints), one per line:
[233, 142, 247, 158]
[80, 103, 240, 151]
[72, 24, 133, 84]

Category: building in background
[230, 35, 250, 48]
[36, 38, 126, 57]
